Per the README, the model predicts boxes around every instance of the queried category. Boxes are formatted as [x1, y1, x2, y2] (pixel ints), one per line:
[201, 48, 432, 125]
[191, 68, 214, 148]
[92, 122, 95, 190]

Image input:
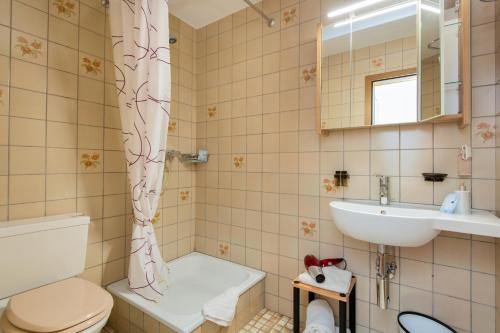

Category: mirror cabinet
[316, 0, 470, 133]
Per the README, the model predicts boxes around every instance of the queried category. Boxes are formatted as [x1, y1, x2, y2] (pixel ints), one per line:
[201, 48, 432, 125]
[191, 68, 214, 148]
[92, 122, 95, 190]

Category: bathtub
[107, 252, 266, 333]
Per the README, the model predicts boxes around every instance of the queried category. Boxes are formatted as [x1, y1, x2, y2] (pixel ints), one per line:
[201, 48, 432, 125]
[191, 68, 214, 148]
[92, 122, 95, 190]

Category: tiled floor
[239, 309, 294, 333]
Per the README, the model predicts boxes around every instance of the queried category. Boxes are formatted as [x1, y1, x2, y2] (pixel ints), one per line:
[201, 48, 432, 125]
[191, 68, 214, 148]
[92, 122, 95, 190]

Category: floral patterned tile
[80, 53, 104, 80]
[50, 0, 78, 24]
[472, 117, 495, 148]
[80, 152, 101, 170]
[11, 30, 46, 66]
[239, 309, 294, 333]
[301, 65, 316, 86]
[281, 6, 298, 27]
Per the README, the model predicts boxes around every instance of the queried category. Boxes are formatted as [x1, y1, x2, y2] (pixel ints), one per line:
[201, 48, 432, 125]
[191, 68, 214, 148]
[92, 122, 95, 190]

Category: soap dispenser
[454, 183, 471, 215]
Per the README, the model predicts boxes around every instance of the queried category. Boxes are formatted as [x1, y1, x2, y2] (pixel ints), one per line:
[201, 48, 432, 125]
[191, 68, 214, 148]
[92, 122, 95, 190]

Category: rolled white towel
[202, 287, 239, 327]
[304, 299, 335, 333]
[298, 266, 352, 294]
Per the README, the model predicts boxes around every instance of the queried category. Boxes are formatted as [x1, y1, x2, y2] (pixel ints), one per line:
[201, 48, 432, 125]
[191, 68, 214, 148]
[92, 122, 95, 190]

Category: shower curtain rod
[102, 0, 276, 28]
[243, 0, 276, 27]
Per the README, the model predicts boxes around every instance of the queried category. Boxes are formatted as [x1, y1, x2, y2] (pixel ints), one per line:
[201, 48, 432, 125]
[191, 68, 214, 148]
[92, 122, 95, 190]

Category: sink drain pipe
[376, 244, 397, 309]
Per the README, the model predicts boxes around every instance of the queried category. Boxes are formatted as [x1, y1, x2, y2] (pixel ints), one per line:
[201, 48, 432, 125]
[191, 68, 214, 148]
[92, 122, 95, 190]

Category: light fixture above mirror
[327, 0, 388, 18]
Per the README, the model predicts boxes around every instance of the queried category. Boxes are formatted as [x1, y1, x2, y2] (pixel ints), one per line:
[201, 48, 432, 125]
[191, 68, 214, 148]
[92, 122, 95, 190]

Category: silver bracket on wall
[165, 149, 209, 165]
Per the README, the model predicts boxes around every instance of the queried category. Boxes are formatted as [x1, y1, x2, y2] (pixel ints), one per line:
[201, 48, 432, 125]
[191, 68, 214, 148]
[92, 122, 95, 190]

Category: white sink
[330, 201, 500, 247]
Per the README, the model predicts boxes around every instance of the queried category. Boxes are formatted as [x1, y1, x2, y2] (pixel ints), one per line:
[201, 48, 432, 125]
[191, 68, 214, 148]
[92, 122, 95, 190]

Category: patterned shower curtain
[109, 0, 170, 302]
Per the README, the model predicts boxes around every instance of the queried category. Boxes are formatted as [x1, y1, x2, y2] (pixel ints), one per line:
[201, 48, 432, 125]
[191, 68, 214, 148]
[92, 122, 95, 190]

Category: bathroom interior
[0, 0, 499, 332]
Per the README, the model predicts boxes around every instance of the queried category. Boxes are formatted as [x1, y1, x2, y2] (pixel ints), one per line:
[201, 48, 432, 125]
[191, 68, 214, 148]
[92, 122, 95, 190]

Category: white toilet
[0, 214, 114, 333]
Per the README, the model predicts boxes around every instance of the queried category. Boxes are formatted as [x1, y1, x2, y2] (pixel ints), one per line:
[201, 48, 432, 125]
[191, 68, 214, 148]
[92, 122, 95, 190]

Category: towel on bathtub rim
[202, 287, 239, 327]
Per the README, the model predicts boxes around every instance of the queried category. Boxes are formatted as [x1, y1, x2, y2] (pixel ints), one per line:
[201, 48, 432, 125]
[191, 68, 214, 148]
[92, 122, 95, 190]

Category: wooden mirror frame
[316, 24, 325, 135]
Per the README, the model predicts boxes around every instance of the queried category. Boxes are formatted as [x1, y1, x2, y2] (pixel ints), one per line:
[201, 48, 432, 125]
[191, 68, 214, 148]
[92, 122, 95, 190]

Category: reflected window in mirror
[370, 73, 417, 125]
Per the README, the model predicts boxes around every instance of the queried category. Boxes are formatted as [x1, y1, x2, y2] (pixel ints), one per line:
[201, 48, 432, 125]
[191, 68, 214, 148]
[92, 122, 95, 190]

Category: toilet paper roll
[304, 299, 335, 333]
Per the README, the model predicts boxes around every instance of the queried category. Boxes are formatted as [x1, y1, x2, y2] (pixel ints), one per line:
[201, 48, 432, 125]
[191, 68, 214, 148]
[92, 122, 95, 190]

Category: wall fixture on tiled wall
[0, 1, 197, 289]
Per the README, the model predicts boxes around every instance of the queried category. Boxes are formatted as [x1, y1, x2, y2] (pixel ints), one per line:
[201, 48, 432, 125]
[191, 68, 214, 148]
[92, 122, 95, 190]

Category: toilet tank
[0, 214, 90, 299]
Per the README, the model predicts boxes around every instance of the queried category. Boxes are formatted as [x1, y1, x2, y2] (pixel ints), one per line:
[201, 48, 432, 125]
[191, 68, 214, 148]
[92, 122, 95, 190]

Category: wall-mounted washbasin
[330, 201, 500, 247]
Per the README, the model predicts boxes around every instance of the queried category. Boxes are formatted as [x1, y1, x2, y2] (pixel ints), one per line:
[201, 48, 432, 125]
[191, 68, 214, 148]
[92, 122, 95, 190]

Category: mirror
[318, 0, 470, 131]
[420, 0, 441, 120]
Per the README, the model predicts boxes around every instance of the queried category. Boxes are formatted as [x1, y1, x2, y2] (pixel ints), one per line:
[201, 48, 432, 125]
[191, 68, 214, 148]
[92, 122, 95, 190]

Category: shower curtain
[109, 0, 171, 302]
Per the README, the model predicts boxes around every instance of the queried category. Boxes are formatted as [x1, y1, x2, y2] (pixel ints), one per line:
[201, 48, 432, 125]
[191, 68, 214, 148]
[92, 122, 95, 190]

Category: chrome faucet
[376, 175, 390, 205]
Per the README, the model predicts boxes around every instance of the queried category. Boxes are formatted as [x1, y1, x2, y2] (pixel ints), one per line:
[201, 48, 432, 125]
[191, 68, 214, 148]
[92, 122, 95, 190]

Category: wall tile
[433, 294, 470, 331]
[11, 59, 47, 92]
[10, 88, 46, 119]
[48, 16, 78, 48]
[10, 117, 45, 146]
[12, 1, 48, 39]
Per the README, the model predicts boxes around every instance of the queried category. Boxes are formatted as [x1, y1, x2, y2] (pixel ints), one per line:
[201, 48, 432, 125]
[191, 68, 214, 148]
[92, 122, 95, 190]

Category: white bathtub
[107, 252, 266, 333]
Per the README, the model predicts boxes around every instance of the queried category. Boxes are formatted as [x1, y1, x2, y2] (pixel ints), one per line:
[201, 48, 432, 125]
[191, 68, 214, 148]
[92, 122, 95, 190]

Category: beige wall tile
[0, 85, 9, 116]
[435, 236, 471, 269]
[10, 117, 45, 146]
[9, 201, 45, 219]
[80, 28, 104, 58]
[400, 124, 432, 149]
[400, 149, 433, 177]
[12, 1, 48, 39]
[0, 56, 9, 86]
[11, 59, 47, 92]
[0, 0, 10, 26]
[400, 258, 432, 291]
[79, 77, 104, 104]
[0, 147, 7, 176]
[47, 95, 77, 123]
[47, 121, 77, 148]
[433, 264, 470, 300]
[0, 116, 7, 145]
[400, 177, 433, 204]
[48, 68, 78, 99]
[77, 173, 104, 197]
[9, 174, 45, 204]
[433, 294, 470, 331]
[48, 16, 78, 48]
[472, 271, 495, 306]
[472, 54, 495, 86]
[472, 179, 496, 210]
[79, 4, 105, 35]
[46, 174, 76, 200]
[472, 303, 495, 333]
[77, 125, 103, 150]
[472, 240, 495, 274]
[10, 88, 46, 119]
[9, 146, 46, 175]
[48, 42, 78, 73]
[46, 148, 76, 173]
[0, 176, 7, 206]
